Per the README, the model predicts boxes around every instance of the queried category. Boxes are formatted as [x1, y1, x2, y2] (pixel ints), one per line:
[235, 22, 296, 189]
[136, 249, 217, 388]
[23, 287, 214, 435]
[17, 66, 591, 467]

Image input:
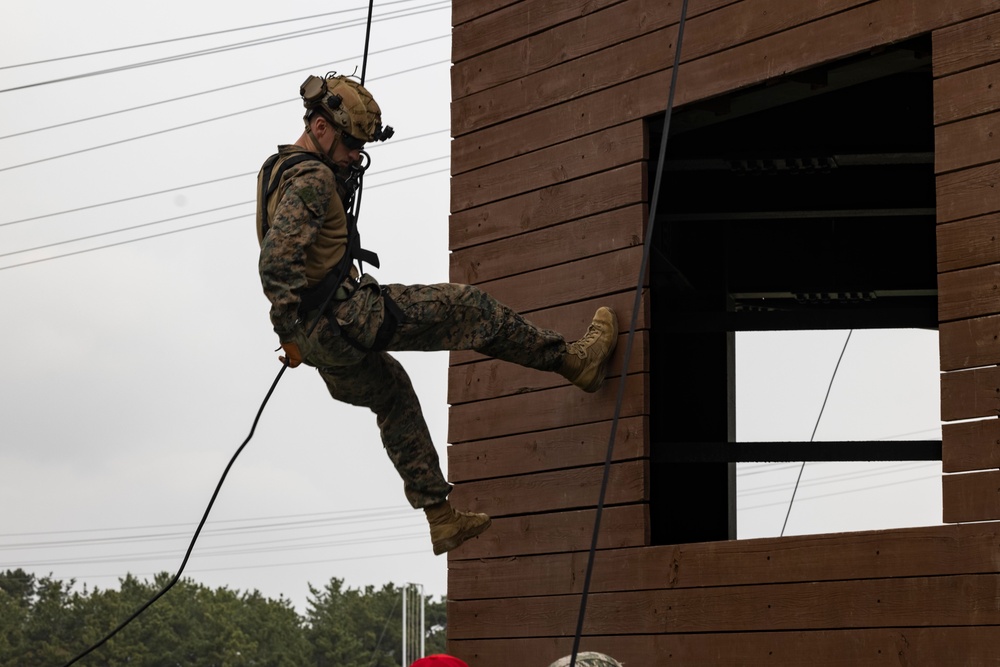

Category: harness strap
[259, 151, 380, 320]
[321, 285, 403, 354]
[369, 287, 405, 352]
[259, 153, 317, 238]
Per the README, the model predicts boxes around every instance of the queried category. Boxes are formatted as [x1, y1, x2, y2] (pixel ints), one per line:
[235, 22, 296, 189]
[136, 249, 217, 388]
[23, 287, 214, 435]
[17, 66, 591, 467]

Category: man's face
[330, 133, 363, 169]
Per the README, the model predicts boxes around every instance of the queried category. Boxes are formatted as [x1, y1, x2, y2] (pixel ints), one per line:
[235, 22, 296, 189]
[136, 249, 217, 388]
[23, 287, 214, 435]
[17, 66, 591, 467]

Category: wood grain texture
[449, 627, 1000, 667]
[446, 504, 649, 560]
[452, 0, 522, 28]
[939, 313, 1000, 371]
[943, 417, 1000, 472]
[933, 59, 1000, 125]
[937, 213, 1000, 272]
[467, 246, 645, 314]
[452, 0, 622, 62]
[452, 0, 740, 97]
[940, 365, 1000, 421]
[448, 416, 647, 482]
[450, 122, 646, 213]
[933, 10, 1000, 77]
[943, 469, 1000, 522]
[448, 522, 1000, 599]
[937, 161, 1000, 224]
[452, 0, 1000, 174]
[937, 262, 1000, 321]
[448, 374, 648, 443]
[449, 205, 646, 286]
[453, 0, 873, 133]
[449, 574, 1000, 637]
[449, 460, 648, 516]
[935, 110, 1000, 174]
[450, 163, 646, 250]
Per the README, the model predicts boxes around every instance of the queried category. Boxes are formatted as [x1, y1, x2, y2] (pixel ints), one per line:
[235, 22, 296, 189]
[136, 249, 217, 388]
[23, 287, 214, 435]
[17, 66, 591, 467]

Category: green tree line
[0, 569, 446, 667]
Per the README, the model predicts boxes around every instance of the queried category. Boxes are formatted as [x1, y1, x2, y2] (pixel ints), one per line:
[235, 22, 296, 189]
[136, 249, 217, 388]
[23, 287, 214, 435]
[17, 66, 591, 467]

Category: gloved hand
[279, 341, 303, 368]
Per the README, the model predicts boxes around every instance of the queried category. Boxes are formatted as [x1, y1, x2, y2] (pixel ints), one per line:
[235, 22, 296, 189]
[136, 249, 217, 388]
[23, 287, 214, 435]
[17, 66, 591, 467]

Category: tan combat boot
[424, 500, 492, 555]
[559, 307, 619, 392]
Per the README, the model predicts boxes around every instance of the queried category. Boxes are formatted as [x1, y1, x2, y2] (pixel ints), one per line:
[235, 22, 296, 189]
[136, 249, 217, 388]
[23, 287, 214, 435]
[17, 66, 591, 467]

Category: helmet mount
[300, 73, 394, 145]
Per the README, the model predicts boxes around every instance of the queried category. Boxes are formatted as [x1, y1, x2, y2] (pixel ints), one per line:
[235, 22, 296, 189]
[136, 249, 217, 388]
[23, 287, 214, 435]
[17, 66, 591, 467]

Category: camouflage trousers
[293, 275, 567, 508]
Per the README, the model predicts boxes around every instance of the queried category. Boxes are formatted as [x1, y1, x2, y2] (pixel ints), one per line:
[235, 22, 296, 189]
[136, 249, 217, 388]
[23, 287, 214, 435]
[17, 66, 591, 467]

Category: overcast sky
[1, 0, 944, 620]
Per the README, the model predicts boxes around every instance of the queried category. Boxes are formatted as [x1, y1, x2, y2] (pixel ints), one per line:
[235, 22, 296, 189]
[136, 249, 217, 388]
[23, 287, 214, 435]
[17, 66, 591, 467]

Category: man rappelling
[255, 72, 619, 555]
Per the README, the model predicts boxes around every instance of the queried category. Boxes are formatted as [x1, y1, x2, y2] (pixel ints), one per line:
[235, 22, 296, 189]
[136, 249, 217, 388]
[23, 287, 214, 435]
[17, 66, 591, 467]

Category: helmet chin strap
[305, 119, 340, 163]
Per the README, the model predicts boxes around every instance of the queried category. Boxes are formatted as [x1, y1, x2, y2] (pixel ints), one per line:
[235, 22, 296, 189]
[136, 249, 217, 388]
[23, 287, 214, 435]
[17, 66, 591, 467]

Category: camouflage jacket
[255, 145, 351, 341]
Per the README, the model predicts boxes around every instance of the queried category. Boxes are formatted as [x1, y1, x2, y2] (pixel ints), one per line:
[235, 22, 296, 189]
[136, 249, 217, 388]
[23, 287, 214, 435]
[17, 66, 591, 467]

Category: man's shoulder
[270, 146, 336, 185]
[273, 145, 328, 167]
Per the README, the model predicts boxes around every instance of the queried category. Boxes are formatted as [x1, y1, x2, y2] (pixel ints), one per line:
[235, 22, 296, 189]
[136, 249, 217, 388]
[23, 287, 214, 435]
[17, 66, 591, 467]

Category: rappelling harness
[258, 150, 404, 352]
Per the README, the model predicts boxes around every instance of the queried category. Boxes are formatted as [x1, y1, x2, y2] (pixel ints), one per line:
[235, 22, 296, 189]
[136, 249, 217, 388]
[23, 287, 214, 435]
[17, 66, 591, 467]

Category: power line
[0, 2, 449, 94]
[76, 548, 429, 580]
[0, 167, 449, 271]
[739, 461, 938, 498]
[0, 101, 292, 173]
[780, 330, 853, 537]
[0, 0, 423, 71]
[0, 130, 447, 227]
[0, 505, 413, 538]
[11, 532, 429, 569]
[0, 202, 254, 259]
[0, 60, 449, 174]
[0, 172, 253, 227]
[0, 156, 447, 258]
[740, 472, 940, 512]
[1, 510, 416, 551]
[0, 35, 449, 141]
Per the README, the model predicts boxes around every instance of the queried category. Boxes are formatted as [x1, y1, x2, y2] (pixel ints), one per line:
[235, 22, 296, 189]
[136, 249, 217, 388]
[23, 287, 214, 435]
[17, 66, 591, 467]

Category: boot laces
[570, 320, 605, 359]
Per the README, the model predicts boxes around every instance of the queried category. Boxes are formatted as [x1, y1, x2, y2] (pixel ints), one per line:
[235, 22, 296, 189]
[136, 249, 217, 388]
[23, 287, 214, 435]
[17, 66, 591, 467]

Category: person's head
[547, 652, 623, 667]
[297, 73, 393, 166]
[409, 655, 470, 667]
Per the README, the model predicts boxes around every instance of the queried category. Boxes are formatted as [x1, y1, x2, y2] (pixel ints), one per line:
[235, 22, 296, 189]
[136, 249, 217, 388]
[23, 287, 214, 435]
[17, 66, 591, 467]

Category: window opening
[647, 36, 938, 545]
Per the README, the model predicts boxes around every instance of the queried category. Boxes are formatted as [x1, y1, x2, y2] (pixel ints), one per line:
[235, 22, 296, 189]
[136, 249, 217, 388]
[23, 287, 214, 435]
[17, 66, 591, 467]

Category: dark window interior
[647, 36, 937, 545]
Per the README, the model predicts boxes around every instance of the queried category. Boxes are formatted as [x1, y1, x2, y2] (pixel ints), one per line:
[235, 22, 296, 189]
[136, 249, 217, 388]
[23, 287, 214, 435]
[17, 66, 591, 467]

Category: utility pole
[401, 582, 425, 666]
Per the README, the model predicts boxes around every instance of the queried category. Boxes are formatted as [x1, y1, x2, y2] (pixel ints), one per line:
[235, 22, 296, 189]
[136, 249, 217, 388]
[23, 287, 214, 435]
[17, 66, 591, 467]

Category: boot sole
[432, 516, 493, 556]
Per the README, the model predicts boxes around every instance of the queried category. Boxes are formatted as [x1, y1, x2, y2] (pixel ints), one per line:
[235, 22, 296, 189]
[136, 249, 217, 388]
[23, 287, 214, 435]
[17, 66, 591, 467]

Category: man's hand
[279, 341, 303, 368]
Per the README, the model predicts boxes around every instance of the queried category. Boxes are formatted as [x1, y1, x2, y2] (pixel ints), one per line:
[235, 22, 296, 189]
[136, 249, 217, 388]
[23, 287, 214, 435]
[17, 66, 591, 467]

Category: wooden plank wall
[935, 10, 1000, 523]
[448, 0, 1000, 665]
[448, 523, 1000, 665]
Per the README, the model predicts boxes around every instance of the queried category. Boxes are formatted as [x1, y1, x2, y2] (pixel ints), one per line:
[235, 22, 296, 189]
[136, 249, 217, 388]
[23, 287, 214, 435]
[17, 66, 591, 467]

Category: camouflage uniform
[258, 147, 568, 508]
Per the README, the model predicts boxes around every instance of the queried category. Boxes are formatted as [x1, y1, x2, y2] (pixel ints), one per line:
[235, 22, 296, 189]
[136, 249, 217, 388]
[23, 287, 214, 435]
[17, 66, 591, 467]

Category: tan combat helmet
[300, 73, 394, 145]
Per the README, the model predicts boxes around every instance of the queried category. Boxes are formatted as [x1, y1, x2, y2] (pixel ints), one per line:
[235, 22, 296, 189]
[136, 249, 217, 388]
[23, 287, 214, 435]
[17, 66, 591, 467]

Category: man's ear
[311, 114, 329, 136]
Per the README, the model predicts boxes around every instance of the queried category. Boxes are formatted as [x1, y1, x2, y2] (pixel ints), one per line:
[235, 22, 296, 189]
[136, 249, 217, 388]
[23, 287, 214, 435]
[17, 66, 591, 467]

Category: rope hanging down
[780, 329, 853, 537]
[569, 1, 691, 665]
[59, 1, 379, 664]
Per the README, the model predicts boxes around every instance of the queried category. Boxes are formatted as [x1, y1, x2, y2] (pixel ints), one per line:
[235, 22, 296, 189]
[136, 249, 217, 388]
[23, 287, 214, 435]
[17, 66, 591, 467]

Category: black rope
[61, 364, 289, 667]
[360, 0, 376, 84]
[568, 2, 691, 664]
[58, 5, 382, 664]
[780, 329, 853, 536]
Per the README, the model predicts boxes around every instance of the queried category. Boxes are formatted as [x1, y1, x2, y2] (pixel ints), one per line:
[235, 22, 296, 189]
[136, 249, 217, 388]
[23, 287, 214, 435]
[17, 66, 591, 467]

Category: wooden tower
[446, 1, 1000, 664]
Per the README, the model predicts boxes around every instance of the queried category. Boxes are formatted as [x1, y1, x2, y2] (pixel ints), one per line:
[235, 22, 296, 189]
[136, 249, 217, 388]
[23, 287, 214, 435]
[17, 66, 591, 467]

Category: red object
[410, 655, 471, 667]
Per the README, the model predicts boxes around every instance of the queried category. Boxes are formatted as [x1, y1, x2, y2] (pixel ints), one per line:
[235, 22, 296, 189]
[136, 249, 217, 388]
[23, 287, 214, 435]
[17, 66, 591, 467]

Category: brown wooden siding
[940, 364, 1000, 421]
[448, 0, 1000, 663]
[450, 629, 1000, 667]
[936, 9, 1000, 522]
[449, 522, 1000, 599]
